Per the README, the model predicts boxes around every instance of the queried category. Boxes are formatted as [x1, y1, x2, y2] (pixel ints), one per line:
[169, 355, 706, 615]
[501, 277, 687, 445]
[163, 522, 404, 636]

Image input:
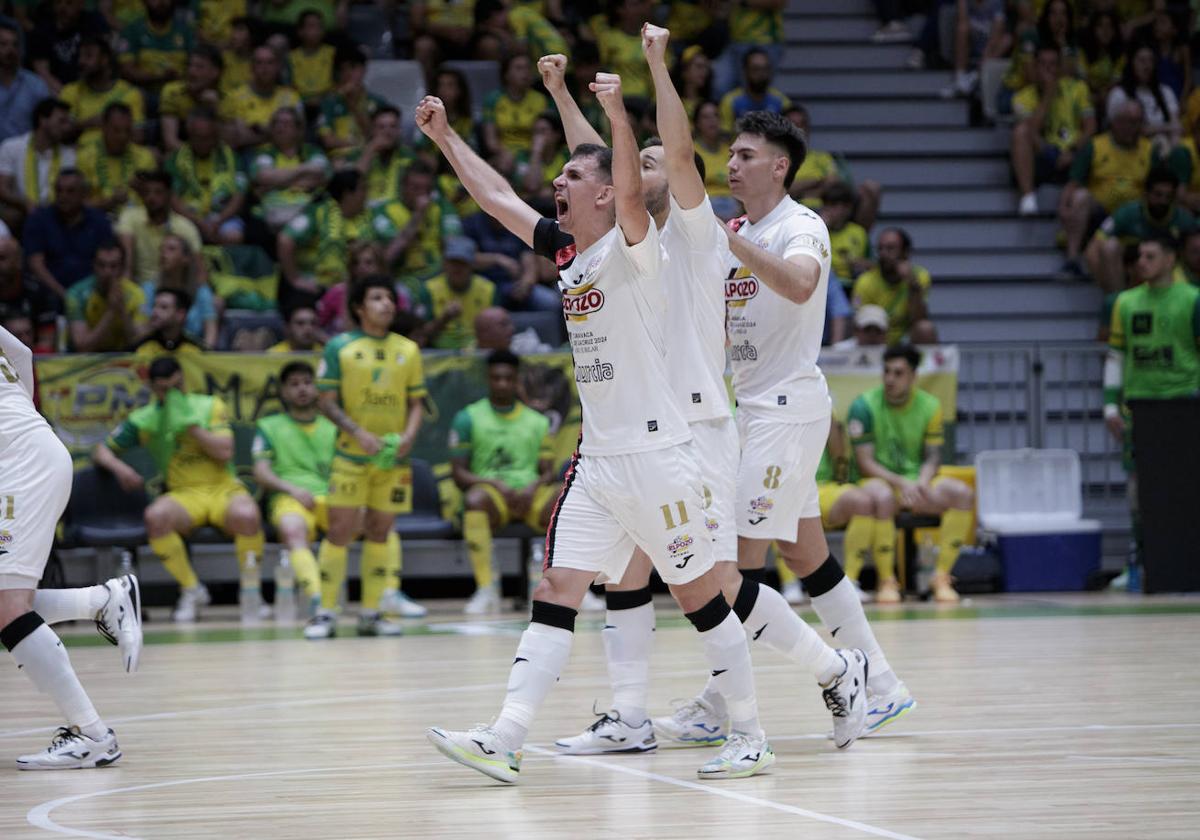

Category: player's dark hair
[102, 102, 133, 123]
[884, 343, 922, 372]
[570, 143, 613, 184]
[33, 98, 69, 129]
[1145, 164, 1179, 192]
[156, 286, 192, 312]
[148, 356, 182, 381]
[641, 136, 708, 184]
[486, 349, 520, 369]
[347, 275, 396, 325]
[1143, 232, 1179, 253]
[328, 168, 362, 201]
[280, 360, 315, 383]
[734, 111, 808, 188]
[880, 226, 913, 253]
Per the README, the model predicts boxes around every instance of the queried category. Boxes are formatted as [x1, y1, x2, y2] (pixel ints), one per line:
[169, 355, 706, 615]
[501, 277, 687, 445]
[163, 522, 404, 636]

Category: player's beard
[644, 183, 670, 218]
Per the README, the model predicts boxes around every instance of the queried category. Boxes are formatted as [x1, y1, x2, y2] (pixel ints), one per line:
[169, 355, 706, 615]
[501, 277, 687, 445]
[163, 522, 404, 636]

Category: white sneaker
[303, 610, 337, 640]
[696, 731, 775, 779]
[652, 697, 728, 747]
[781, 580, 807, 605]
[865, 683, 918, 735]
[822, 648, 869, 749]
[380, 589, 427, 618]
[17, 727, 121, 770]
[579, 589, 605, 612]
[850, 579, 871, 604]
[171, 584, 210, 622]
[356, 611, 404, 637]
[96, 575, 142, 673]
[554, 710, 657, 755]
[463, 585, 501, 616]
[1018, 192, 1039, 216]
[872, 20, 912, 43]
[427, 725, 522, 784]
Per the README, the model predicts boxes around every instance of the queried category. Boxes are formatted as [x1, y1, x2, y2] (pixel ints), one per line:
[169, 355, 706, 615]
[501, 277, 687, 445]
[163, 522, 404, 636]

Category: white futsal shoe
[696, 731, 775, 779]
[651, 697, 728, 747]
[463, 584, 501, 616]
[171, 583, 210, 622]
[554, 710, 657, 755]
[380, 589, 427, 618]
[822, 648, 869, 749]
[96, 574, 142, 672]
[303, 610, 337, 640]
[864, 683, 918, 735]
[356, 611, 404, 637]
[427, 725, 522, 784]
[16, 727, 121, 770]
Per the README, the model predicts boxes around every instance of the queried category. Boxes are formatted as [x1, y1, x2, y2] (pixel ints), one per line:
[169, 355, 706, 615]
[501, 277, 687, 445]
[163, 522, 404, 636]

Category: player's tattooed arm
[318, 390, 383, 455]
[723, 226, 821, 304]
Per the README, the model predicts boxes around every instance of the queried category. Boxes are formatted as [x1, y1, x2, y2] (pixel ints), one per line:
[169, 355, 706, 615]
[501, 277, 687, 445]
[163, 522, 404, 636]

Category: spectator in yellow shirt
[220, 17, 256, 94]
[1013, 45, 1097, 217]
[820, 182, 872, 290]
[268, 303, 324, 353]
[222, 45, 301, 150]
[65, 240, 148, 352]
[353, 106, 414, 209]
[411, 0, 477, 83]
[852, 227, 938, 346]
[692, 100, 738, 220]
[61, 35, 145, 148]
[76, 103, 157, 215]
[416, 237, 498, 350]
[289, 10, 335, 107]
[591, 0, 660, 100]
[115, 170, 204, 287]
[118, 0, 194, 95]
[482, 53, 548, 175]
[160, 45, 224, 152]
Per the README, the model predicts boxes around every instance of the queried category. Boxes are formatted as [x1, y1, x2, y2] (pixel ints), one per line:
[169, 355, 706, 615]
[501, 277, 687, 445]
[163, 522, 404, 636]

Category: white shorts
[690, 416, 738, 563]
[735, 410, 830, 541]
[545, 442, 715, 587]
[0, 427, 73, 590]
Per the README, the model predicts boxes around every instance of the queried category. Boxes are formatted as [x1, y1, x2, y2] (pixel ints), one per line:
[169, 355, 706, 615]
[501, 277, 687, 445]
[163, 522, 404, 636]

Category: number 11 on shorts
[659, 500, 689, 530]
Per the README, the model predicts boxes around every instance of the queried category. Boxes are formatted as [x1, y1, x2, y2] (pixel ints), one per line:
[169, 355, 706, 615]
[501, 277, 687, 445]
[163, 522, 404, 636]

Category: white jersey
[0, 325, 46, 449]
[726, 196, 832, 422]
[660, 195, 732, 423]
[533, 216, 690, 456]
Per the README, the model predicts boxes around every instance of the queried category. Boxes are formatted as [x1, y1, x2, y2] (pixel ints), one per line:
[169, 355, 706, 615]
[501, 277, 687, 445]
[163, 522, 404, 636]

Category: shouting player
[420, 73, 774, 782]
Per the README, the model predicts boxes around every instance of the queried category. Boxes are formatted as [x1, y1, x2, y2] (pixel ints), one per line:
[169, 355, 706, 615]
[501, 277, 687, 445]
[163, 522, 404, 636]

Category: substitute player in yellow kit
[306, 276, 427, 639]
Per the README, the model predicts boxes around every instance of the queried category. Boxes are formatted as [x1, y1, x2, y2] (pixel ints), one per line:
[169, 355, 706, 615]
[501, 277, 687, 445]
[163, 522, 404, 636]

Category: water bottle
[916, 535, 937, 597]
[118, 549, 134, 578]
[274, 551, 297, 624]
[528, 541, 544, 604]
[239, 551, 262, 624]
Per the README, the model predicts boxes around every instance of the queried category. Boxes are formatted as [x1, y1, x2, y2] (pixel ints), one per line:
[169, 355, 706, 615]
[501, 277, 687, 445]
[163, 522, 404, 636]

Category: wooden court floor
[2, 593, 1198, 840]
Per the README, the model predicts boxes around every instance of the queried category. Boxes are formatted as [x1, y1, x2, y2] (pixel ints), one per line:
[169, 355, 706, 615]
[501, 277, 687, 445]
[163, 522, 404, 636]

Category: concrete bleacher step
[785, 16, 878, 41]
[824, 128, 1007, 156]
[886, 187, 1018, 215]
[937, 314, 1099, 342]
[879, 217, 1058, 249]
[780, 70, 951, 97]
[805, 98, 967, 127]
[784, 44, 909, 70]
[920, 250, 1064, 279]
[789, 0, 876, 17]
[931, 280, 1101, 314]
[848, 157, 1011, 187]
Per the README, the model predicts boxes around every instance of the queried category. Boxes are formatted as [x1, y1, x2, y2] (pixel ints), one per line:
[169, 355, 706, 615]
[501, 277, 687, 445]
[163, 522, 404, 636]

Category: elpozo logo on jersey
[725, 265, 758, 308]
[562, 282, 605, 322]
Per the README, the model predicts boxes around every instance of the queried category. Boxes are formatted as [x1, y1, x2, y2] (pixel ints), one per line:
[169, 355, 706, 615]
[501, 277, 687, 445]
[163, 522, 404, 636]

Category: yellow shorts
[167, 478, 252, 532]
[328, 456, 413, 514]
[861, 472, 954, 505]
[818, 482, 855, 530]
[269, 494, 330, 542]
[477, 482, 558, 531]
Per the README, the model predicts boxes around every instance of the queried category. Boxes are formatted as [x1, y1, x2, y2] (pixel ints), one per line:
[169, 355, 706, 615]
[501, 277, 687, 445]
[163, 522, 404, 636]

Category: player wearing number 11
[418, 72, 773, 782]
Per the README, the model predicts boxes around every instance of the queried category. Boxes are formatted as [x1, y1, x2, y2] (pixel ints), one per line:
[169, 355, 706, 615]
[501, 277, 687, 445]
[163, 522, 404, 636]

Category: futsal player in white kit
[0, 324, 142, 769]
[539, 28, 869, 756]
[655, 110, 917, 744]
[417, 76, 774, 782]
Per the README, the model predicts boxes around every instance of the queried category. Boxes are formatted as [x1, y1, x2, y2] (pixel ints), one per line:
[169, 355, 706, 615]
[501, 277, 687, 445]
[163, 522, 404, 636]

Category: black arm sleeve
[532, 217, 576, 267]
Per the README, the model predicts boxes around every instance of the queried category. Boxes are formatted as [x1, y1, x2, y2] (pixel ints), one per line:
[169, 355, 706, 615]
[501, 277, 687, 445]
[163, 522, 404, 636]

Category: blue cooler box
[975, 449, 1103, 593]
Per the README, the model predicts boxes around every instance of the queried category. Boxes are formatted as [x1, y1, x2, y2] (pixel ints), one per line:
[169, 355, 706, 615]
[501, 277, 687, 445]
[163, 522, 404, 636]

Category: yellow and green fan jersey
[449, 398, 551, 489]
[594, 23, 658, 99]
[829, 221, 870, 285]
[350, 148, 414, 208]
[317, 330, 427, 460]
[1097, 200, 1196, 247]
[249, 143, 331, 212]
[222, 85, 301, 130]
[191, 0, 247, 46]
[1070, 133, 1157, 214]
[252, 412, 337, 497]
[396, 193, 463, 281]
[77, 140, 157, 207]
[60, 79, 145, 148]
[694, 140, 731, 198]
[847, 386, 944, 482]
[289, 45, 336, 101]
[482, 88, 549, 154]
[119, 18, 193, 84]
[417, 273, 498, 349]
[316, 91, 391, 157]
[852, 265, 933, 346]
[65, 276, 146, 350]
[220, 50, 252, 94]
[509, 5, 568, 59]
[262, 0, 336, 27]
[731, 0, 783, 45]
[513, 146, 570, 193]
[166, 143, 246, 215]
[1012, 78, 1094, 151]
[281, 198, 401, 288]
[1108, 282, 1200, 402]
[107, 393, 235, 490]
[420, 0, 474, 29]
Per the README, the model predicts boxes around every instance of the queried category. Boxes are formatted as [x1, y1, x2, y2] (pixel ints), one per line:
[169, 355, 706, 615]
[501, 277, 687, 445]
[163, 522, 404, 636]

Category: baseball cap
[855, 305, 888, 331]
[443, 236, 476, 263]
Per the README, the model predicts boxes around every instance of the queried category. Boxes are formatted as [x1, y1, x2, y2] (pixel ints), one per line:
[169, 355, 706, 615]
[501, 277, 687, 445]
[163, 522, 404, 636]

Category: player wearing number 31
[418, 73, 774, 782]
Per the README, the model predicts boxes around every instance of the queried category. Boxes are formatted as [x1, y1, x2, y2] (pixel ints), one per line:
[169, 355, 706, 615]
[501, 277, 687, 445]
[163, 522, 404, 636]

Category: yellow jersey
[1012, 77, 1094, 150]
[77, 140, 157, 207]
[192, 0, 247, 45]
[793, 148, 838, 208]
[694, 140, 731, 198]
[829, 221, 869, 284]
[267, 340, 325, 354]
[731, 1, 783, 45]
[421, 0, 475, 29]
[318, 330, 428, 460]
[594, 23, 658, 99]
[852, 265, 933, 345]
[221, 50, 253, 94]
[1070, 132, 1156, 213]
[417, 273, 498, 350]
[289, 45, 335, 101]
[482, 89, 548, 155]
[222, 85, 302, 129]
[60, 79, 146, 148]
[107, 393, 235, 491]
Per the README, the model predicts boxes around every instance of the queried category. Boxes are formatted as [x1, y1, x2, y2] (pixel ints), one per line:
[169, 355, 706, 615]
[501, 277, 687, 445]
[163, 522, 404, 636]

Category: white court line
[769, 721, 1200, 742]
[523, 745, 923, 840]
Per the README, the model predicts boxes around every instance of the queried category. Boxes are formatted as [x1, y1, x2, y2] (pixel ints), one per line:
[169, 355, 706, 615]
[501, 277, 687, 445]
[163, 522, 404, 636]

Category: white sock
[602, 601, 654, 723]
[7, 619, 106, 739]
[493, 622, 573, 749]
[698, 612, 762, 738]
[32, 586, 108, 625]
[699, 678, 728, 718]
[810, 577, 900, 696]
[745, 582, 842, 683]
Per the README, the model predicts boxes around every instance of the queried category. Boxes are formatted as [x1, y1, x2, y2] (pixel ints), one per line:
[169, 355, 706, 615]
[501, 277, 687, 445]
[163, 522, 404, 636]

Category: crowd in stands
[0, 0, 948, 359]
